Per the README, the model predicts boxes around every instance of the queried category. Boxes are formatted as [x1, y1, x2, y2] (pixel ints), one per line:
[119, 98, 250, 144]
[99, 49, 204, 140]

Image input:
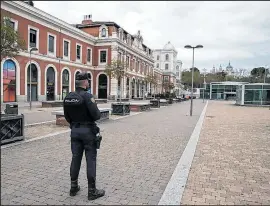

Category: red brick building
[1, 1, 155, 103]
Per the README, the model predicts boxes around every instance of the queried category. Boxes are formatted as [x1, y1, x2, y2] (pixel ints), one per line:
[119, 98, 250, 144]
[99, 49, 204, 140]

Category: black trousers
[70, 126, 97, 185]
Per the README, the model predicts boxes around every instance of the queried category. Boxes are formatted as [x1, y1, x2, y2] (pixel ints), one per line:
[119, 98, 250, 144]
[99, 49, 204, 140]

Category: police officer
[63, 72, 105, 200]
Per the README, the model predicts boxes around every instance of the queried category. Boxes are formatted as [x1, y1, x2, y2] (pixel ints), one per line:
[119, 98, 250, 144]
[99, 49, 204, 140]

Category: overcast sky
[34, 1, 270, 72]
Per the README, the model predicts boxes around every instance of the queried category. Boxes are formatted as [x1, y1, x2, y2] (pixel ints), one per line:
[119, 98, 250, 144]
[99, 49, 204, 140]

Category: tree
[1, 16, 25, 60]
[189, 67, 200, 73]
[181, 70, 203, 89]
[104, 59, 128, 102]
[251, 67, 267, 80]
[145, 73, 158, 99]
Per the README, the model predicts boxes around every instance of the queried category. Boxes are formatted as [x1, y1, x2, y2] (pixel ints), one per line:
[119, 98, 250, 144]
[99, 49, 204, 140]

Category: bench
[42, 101, 63, 108]
[173, 98, 178, 103]
[51, 108, 111, 126]
[146, 97, 154, 100]
[129, 102, 151, 112]
[160, 99, 169, 106]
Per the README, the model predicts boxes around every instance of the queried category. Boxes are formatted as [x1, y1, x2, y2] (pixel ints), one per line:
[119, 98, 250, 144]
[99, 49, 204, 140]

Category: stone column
[123, 76, 127, 98]
[134, 80, 137, 97]
[129, 79, 132, 99]
[110, 44, 119, 99]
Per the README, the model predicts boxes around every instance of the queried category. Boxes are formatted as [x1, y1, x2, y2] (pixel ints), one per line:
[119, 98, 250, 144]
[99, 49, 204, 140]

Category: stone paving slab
[181, 101, 270, 205]
[1, 100, 205, 205]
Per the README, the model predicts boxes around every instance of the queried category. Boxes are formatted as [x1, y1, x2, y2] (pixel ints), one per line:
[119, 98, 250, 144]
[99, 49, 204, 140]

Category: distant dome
[163, 41, 175, 50]
[226, 61, 233, 69]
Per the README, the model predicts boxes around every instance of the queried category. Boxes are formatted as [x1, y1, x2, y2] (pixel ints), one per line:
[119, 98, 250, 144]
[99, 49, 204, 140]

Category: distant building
[153, 41, 183, 95]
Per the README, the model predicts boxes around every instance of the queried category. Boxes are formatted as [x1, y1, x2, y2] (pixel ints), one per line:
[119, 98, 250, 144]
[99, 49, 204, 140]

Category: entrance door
[98, 74, 108, 99]
[46, 67, 55, 101]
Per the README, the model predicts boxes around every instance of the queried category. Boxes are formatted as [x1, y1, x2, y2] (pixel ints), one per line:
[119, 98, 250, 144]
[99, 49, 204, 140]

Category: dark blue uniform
[63, 72, 105, 200]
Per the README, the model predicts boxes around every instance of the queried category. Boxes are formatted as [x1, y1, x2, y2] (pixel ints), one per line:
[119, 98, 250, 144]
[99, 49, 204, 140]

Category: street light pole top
[184, 45, 204, 49]
[195, 45, 203, 49]
[30, 47, 38, 52]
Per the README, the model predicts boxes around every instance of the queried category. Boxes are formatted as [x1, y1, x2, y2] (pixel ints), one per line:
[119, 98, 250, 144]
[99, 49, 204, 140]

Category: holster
[95, 133, 102, 149]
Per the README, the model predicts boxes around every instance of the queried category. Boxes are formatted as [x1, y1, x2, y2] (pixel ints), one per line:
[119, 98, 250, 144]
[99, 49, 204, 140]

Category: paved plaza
[181, 101, 270, 205]
[2, 100, 270, 205]
[1, 100, 205, 205]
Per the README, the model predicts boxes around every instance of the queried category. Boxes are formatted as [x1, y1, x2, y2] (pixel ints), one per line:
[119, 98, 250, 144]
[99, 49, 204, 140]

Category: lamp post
[202, 68, 206, 103]
[184, 44, 203, 116]
[29, 47, 38, 110]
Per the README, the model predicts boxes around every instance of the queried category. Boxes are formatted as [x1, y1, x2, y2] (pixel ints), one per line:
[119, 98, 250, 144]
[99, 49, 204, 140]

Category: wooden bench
[51, 108, 111, 126]
[129, 102, 151, 112]
[42, 101, 63, 108]
[160, 99, 169, 106]
[173, 98, 178, 103]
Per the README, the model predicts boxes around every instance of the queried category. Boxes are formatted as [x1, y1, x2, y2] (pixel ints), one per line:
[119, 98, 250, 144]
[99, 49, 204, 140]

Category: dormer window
[101, 28, 106, 37]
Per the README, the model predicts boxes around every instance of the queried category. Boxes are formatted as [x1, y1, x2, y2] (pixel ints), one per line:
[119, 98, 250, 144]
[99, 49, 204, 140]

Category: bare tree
[104, 59, 128, 102]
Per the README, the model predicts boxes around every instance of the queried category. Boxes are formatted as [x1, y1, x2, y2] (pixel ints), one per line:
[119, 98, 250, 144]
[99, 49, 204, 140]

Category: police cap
[76, 72, 90, 81]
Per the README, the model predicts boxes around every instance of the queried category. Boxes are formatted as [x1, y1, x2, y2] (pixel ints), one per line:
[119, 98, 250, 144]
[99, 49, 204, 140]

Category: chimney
[23, 1, 34, 6]
[82, 14, 93, 25]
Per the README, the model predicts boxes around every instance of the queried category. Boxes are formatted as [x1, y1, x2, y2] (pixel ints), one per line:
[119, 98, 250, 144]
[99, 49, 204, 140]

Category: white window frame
[99, 49, 108, 65]
[4, 17, 18, 31]
[76, 43, 82, 62]
[63, 38, 71, 61]
[47, 32, 57, 57]
[28, 25, 39, 52]
[86, 47, 92, 65]
[126, 55, 130, 70]
[3, 17, 18, 46]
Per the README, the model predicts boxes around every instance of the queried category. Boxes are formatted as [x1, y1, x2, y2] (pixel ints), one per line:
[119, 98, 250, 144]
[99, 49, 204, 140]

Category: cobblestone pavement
[181, 101, 270, 205]
[1, 100, 205, 205]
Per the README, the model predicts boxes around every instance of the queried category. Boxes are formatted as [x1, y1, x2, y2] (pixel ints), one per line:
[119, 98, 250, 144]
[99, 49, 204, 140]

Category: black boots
[88, 178, 105, 200]
[70, 179, 80, 196]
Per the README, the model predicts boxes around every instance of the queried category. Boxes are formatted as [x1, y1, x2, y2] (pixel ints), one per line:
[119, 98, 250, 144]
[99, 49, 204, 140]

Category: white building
[153, 41, 183, 95]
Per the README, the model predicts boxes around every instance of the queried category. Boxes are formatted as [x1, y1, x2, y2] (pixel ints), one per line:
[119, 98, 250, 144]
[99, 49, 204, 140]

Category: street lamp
[29, 47, 38, 110]
[184, 44, 203, 116]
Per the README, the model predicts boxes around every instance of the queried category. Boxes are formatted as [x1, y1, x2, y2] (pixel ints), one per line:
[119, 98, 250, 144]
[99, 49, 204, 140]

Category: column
[129, 79, 132, 99]
[134, 79, 137, 97]
[123, 76, 127, 98]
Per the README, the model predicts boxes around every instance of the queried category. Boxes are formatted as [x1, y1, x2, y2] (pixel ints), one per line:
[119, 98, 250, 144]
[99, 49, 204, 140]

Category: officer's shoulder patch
[90, 97, 95, 103]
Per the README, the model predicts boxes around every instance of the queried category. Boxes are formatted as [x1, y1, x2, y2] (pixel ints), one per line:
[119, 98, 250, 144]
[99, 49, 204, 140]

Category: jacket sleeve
[63, 100, 72, 124]
[84, 93, 101, 121]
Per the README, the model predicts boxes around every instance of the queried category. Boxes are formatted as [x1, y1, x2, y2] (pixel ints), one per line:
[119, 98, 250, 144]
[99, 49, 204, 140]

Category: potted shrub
[105, 59, 130, 116]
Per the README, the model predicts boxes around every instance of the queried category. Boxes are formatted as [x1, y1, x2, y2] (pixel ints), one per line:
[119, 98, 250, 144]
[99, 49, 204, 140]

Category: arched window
[62, 69, 69, 99]
[3, 60, 16, 102]
[27, 63, 38, 101]
[165, 63, 169, 70]
[156, 63, 159, 68]
[101, 28, 106, 37]
[157, 55, 159, 60]
[176, 65, 179, 71]
[46, 67, 55, 101]
[165, 54, 169, 61]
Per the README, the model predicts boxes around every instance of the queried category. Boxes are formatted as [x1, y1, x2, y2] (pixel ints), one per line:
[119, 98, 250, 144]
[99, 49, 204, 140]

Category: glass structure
[236, 83, 270, 106]
[3, 60, 16, 102]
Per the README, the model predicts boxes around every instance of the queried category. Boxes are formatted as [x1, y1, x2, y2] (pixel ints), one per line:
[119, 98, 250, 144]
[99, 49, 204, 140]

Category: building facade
[153, 42, 183, 95]
[1, 1, 154, 103]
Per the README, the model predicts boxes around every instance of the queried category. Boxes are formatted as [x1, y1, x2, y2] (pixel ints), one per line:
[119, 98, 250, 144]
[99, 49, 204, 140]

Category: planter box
[1, 114, 24, 145]
[96, 99, 108, 104]
[42, 101, 63, 108]
[117, 98, 129, 102]
[111, 103, 130, 116]
[166, 98, 173, 104]
[160, 99, 169, 106]
[133, 97, 144, 100]
[150, 99, 160, 108]
[129, 102, 151, 112]
[51, 108, 111, 126]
